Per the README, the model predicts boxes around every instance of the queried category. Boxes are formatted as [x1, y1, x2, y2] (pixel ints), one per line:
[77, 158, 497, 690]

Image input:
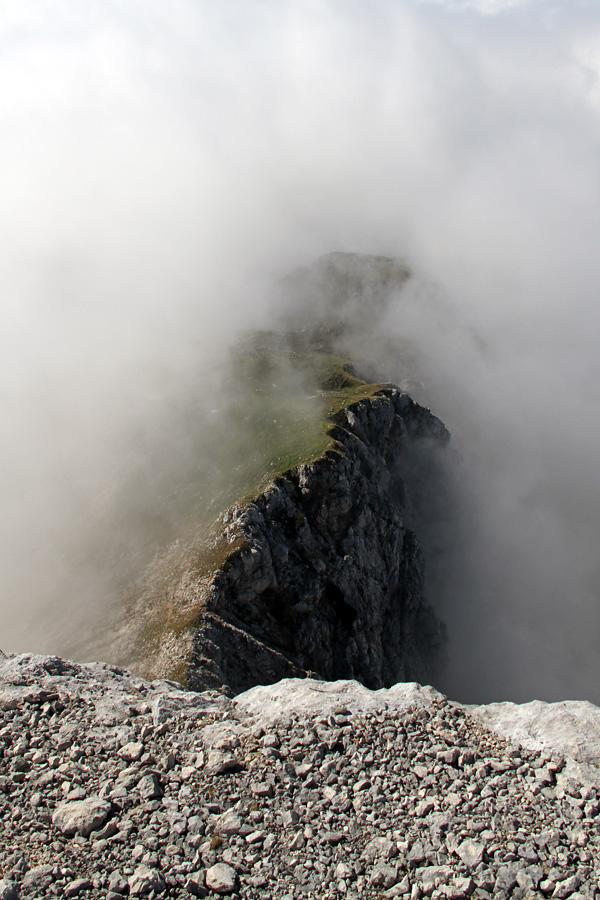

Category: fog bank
[2, 0, 600, 702]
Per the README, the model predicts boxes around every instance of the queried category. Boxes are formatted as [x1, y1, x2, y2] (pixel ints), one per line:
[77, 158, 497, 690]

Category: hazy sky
[2, 0, 600, 703]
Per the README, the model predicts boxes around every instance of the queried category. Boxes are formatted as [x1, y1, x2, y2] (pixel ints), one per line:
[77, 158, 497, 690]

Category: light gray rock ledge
[238, 677, 600, 786]
[469, 699, 600, 786]
[3, 654, 600, 784]
[234, 677, 444, 724]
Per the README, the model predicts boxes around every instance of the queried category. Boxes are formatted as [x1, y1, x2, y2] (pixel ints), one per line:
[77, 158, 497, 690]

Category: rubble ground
[0, 654, 599, 899]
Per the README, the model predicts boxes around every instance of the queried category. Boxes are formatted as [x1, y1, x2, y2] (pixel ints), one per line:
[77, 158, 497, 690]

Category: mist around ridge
[3, 0, 600, 704]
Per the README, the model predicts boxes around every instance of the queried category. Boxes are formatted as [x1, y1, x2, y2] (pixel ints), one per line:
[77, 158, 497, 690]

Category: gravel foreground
[1, 655, 600, 900]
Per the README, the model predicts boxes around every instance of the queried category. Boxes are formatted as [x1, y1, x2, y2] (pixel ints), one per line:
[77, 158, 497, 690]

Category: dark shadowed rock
[85, 252, 449, 697]
[0, 882, 20, 900]
[187, 387, 449, 695]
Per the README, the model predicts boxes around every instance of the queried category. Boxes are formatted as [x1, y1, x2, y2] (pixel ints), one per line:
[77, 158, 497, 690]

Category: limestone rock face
[469, 698, 600, 785]
[187, 386, 449, 695]
[234, 677, 444, 724]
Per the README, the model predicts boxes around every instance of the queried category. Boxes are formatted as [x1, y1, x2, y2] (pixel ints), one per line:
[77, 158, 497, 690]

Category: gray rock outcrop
[469, 698, 600, 787]
[186, 386, 449, 695]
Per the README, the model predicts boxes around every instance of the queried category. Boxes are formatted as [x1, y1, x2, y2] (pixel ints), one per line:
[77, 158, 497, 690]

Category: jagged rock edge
[181, 385, 449, 696]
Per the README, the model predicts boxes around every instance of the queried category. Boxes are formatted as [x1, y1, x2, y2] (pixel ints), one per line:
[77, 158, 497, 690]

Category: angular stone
[407, 841, 427, 866]
[215, 809, 243, 835]
[52, 797, 112, 837]
[416, 865, 453, 891]
[495, 866, 518, 893]
[383, 874, 410, 898]
[107, 870, 128, 894]
[321, 831, 346, 845]
[336, 862, 353, 879]
[437, 748, 460, 765]
[94, 819, 119, 840]
[245, 829, 265, 844]
[250, 781, 273, 798]
[119, 741, 144, 762]
[21, 865, 55, 894]
[455, 839, 485, 867]
[451, 875, 475, 897]
[353, 779, 371, 793]
[415, 799, 434, 817]
[128, 865, 166, 896]
[185, 870, 207, 897]
[370, 862, 398, 889]
[516, 866, 543, 891]
[363, 836, 395, 861]
[205, 863, 238, 894]
[138, 773, 163, 800]
[64, 878, 92, 897]
[206, 749, 240, 775]
[517, 843, 539, 863]
[281, 809, 300, 827]
[553, 875, 582, 899]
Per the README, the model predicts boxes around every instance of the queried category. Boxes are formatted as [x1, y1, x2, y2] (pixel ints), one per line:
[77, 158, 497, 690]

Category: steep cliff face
[98, 253, 451, 694]
[184, 386, 449, 695]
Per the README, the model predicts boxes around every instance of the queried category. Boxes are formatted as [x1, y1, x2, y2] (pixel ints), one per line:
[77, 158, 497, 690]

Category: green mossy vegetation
[117, 529, 250, 685]
[226, 330, 382, 495]
[117, 330, 384, 685]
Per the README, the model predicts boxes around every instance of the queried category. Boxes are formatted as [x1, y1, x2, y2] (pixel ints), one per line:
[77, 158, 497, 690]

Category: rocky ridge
[184, 387, 449, 696]
[2, 653, 600, 900]
[110, 251, 447, 697]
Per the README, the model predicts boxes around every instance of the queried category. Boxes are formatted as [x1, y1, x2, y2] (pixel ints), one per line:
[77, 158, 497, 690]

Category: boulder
[205, 864, 238, 894]
[52, 797, 112, 837]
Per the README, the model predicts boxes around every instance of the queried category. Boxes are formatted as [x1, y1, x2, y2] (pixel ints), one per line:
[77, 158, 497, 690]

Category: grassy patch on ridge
[106, 333, 385, 684]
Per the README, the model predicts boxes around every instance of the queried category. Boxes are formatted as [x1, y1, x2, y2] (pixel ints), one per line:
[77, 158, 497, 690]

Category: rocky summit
[2, 653, 600, 900]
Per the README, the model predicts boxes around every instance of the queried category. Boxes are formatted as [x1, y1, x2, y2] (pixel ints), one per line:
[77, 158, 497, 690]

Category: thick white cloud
[1, 0, 600, 702]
